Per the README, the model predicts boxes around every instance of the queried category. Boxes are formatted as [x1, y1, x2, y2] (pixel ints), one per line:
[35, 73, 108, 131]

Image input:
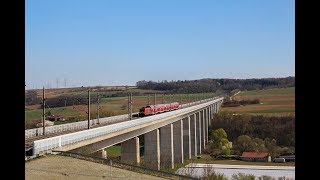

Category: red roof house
[240, 152, 271, 162]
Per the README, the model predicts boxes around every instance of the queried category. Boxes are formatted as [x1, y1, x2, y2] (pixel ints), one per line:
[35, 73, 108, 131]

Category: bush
[231, 173, 255, 180]
[202, 166, 228, 180]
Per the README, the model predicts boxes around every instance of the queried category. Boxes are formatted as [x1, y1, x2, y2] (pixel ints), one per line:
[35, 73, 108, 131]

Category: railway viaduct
[30, 97, 223, 170]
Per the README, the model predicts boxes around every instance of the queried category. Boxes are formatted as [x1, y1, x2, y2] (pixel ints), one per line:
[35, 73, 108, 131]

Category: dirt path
[25, 155, 166, 180]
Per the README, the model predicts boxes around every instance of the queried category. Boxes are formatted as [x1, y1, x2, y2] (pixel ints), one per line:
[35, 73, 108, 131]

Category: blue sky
[26, 0, 294, 88]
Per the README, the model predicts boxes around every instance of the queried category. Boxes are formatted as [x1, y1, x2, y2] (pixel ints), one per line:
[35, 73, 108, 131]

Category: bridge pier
[208, 106, 211, 127]
[121, 137, 140, 165]
[197, 111, 202, 154]
[173, 120, 183, 164]
[144, 129, 160, 170]
[202, 109, 206, 149]
[160, 124, 174, 169]
[215, 103, 218, 113]
[191, 113, 197, 156]
[183, 116, 191, 159]
[206, 107, 209, 143]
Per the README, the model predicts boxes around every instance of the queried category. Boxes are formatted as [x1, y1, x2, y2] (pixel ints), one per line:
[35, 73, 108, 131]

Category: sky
[26, 0, 294, 89]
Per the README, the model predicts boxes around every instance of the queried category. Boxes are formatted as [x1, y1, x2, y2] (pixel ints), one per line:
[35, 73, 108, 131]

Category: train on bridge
[138, 102, 180, 117]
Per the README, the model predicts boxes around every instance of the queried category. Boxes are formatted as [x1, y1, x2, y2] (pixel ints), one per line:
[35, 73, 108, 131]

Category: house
[240, 152, 271, 162]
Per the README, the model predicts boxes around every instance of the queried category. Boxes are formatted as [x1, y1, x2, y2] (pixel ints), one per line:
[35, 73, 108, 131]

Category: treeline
[136, 77, 295, 93]
[25, 92, 94, 107]
[205, 128, 294, 158]
[211, 112, 295, 147]
[222, 99, 260, 107]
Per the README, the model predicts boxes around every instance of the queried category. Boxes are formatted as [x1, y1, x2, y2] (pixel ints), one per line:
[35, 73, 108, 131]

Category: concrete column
[183, 116, 191, 159]
[190, 113, 197, 156]
[144, 129, 160, 170]
[102, 149, 107, 158]
[121, 137, 140, 164]
[212, 104, 214, 115]
[208, 106, 211, 127]
[202, 109, 206, 148]
[216, 102, 219, 112]
[197, 111, 202, 154]
[219, 100, 223, 111]
[206, 107, 209, 143]
[160, 124, 174, 169]
[214, 103, 217, 113]
[173, 120, 184, 164]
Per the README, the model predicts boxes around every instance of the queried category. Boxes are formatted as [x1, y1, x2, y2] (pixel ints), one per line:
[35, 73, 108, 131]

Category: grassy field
[25, 107, 83, 122]
[26, 155, 165, 180]
[222, 87, 295, 116]
[105, 146, 121, 157]
[25, 88, 215, 129]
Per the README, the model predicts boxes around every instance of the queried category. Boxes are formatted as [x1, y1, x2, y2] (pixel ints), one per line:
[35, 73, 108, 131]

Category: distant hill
[136, 77, 295, 94]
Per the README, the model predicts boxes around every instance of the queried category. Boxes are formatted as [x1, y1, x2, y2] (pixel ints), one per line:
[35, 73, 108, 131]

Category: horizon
[25, 76, 294, 90]
[26, 0, 294, 89]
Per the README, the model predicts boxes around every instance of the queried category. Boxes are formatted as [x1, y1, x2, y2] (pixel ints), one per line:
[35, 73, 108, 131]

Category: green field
[25, 107, 81, 122]
[105, 145, 121, 157]
[248, 109, 295, 113]
[222, 87, 295, 116]
[239, 87, 295, 96]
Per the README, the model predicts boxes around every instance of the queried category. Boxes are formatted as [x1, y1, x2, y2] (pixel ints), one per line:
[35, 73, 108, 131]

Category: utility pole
[88, 88, 90, 129]
[97, 92, 100, 124]
[42, 87, 46, 135]
[169, 94, 172, 110]
[154, 93, 156, 114]
[162, 94, 164, 104]
[148, 94, 150, 106]
[128, 92, 132, 120]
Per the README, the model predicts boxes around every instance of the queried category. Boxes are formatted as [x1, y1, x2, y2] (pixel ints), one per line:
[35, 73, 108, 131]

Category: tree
[234, 135, 252, 154]
[210, 128, 231, 155]
[212, 128, 228, 142]
[265, 138, 277, 155]
[251, 138, 267, 152]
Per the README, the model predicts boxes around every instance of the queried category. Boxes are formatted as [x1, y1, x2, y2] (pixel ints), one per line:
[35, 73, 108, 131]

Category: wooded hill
[136, 76, 295, 94]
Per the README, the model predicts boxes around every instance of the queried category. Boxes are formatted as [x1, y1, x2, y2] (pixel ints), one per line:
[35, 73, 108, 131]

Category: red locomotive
[138, 102, 180, 117]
